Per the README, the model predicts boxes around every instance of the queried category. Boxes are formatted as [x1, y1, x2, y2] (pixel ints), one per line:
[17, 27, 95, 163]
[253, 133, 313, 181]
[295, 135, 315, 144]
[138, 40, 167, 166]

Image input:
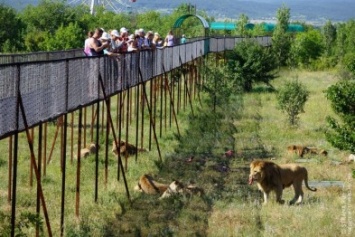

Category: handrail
[0, 36, 271, 139]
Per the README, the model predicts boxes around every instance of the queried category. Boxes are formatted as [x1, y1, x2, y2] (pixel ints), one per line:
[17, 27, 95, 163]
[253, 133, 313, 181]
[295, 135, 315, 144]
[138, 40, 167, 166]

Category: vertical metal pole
[75, 107, 82, 218]
[95, 98, 100, 201]
[10, 72, 20, 236]
[125, 89, 130, 171]
[91, 104, 95, 142]
[105, 99, 110, 185]
[135, 85, 139, 162]
[70, 112, 74, 163]
[43, 122, 47, 176]
[8, 135, 12, 203]
[101, 100, 105, 136]
[36, 124, 42, 237]
[149, 79, 153, 151]
[61, 59, 69, 236]
[117, 92, 122, 181]
[60, 114, 67, 237]
[140, 83, 145, 153]
[60, 117, 64, 171]
[10, 132, 18, 237]
[159, 76, 163, 138]
[83, 107, 87, 146]
[30, 128, 34, 187]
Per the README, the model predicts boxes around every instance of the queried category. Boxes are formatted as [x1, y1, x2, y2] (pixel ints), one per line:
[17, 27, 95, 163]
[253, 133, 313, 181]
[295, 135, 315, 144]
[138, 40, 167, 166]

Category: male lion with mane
[249, 160, 317, 205]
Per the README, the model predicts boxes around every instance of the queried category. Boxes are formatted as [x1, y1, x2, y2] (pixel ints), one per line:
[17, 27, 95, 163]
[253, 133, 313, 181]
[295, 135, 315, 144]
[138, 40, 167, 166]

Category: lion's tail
[305, 170, 317, 192]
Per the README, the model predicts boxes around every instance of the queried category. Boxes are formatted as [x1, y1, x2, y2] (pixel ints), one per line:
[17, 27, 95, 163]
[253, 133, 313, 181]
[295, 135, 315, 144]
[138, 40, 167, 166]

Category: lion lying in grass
[249, 160, 317, 205]
[134, 174, 204, 199]
[287, 145, 327, 157]
[134, 174, 169, 195]
[76, 143, 98, 159]
[112, 140, 148, 157]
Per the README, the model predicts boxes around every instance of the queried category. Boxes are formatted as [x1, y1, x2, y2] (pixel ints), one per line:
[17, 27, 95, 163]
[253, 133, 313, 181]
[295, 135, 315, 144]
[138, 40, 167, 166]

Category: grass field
[0, 69, 354, 236]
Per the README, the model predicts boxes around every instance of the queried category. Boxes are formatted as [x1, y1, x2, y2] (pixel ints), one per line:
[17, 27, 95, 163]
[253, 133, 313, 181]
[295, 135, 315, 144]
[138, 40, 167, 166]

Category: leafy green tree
[272, 4, 291, 67]
[322, 20, 336, 57]
[21, 0, 77, 34]
[236, 14, 250, 37]
[251, 23, 267, 37]
[277, 80, 309, 126]
[0, 4, 24, 52]
[336, 20, 355, 59]
[20, 0, 91, 51]
[343, 53, 355, 78]
[289, 29, 324, 67]
[325, 80, 355, 152]
[44, 22, 84, 51]
[227, 40, 278, 92]
[23, 30, 49, 52]
[136, 11, 163, 33]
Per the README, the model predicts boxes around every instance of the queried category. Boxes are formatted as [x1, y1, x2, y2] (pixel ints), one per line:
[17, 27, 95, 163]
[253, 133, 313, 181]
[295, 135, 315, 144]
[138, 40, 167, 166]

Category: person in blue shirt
[180, 34, 186, 44]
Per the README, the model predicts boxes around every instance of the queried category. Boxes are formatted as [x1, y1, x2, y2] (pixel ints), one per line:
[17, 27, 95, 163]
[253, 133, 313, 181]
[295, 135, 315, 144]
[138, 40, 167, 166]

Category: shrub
[277, 80, 309, 126]
[325, 80, 355, 152]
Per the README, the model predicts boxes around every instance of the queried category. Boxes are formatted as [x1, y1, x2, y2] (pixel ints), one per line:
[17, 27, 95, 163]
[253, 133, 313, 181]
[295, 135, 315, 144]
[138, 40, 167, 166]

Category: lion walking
[249, 160, 317, 205]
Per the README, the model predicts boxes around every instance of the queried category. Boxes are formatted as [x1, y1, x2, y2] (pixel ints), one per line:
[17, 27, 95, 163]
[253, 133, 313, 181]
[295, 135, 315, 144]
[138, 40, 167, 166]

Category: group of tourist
[84, 27, 182, 57]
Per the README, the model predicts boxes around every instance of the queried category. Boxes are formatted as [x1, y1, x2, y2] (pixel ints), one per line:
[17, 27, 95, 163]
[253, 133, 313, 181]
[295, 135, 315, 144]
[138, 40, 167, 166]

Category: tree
[343, 53, 355, 78]
[277, 80, 309, 126]
[322, 20, 336, 57]
[0, 4, 24, 52]
[21, 0, 77, 34]
[325, 80, 355, 152]
[272, 4, 291, 67]
[236, 14, 250, 37]
[289, 29, 324, 68]
[44, 22, 84, 51]
[227, 40, 277, 92]
[336, 20, 355, 60]
[20, 0, 92, 51]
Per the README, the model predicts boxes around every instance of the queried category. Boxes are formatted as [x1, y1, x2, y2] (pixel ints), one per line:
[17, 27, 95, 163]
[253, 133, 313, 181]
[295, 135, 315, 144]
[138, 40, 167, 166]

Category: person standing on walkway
[165, 30, 175, 47]
[88, 28, 109, 56]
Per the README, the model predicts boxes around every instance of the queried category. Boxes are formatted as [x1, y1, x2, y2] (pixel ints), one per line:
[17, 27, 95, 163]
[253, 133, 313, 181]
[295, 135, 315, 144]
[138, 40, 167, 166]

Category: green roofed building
[261, 23, 305, 32]
[210, 22, 255, 31]
[210, 22, 305, 32]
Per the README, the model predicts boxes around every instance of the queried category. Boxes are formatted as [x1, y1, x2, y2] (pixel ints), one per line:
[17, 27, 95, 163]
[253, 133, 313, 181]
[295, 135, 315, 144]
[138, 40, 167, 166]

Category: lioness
[76, 143, 98, 159]
[159, 181, 205, 199]
[159, 180, 185, 199]
[112, 140, 148, 156]
[287, 145, 327, 157]
[249, 160, 317, 205]
[134, 174, 169, 195]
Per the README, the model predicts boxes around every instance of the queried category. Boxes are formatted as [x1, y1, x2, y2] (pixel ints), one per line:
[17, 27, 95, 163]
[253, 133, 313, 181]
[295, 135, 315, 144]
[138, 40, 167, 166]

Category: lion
[134, 174, 169, 195]
[159, 180, 185, 199]
[287, 145, 310, 157]
[287, 145, 327, 157]
[249, 160, 317, 205]
[112, 140, 148, 157]
[159, 181, 205, 199]
[76, 142, 98, 159]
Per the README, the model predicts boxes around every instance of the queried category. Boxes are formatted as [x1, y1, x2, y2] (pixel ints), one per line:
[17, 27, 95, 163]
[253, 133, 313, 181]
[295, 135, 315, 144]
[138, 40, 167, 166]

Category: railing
[0, 36, 271, 139]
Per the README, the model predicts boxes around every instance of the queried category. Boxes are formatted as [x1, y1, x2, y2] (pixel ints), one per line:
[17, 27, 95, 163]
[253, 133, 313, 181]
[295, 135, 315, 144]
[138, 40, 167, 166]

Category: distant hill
[2, 0, 354, 24]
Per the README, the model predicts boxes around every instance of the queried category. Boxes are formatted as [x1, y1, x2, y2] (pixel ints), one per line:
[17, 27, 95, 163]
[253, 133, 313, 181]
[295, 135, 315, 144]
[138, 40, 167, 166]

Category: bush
[325, 80, 355, 152]
[226, 40, 277, 92]
[277, 80, 309, 126]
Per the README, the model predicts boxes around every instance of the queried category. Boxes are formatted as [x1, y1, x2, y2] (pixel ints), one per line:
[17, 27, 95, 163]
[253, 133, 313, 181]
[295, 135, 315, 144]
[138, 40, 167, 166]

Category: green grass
[1, 69, 355, 236]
